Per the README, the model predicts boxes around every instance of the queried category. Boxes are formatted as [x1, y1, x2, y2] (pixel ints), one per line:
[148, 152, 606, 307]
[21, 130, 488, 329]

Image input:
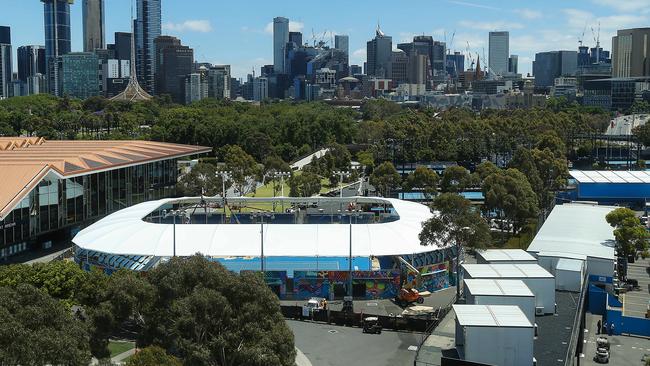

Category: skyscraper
[508, 55, 518, 74]
[136, 0, 161, 94]
[612, 28, 650, 78]
[17, 45, 46, 83]
[42, 0, 74, 96]
[273, 17, 289, 74]
[0, 26, 11, 99]
[533, 51, 577, 88]
[58, 52, 100, 99]
[82, 0, 105, 52]
[335, 35, 349, 59]
[114, 32, 132, 61]
[366, 26, 392, 77]
[154, 35, 193, 103]
[488, 31, 509, 77]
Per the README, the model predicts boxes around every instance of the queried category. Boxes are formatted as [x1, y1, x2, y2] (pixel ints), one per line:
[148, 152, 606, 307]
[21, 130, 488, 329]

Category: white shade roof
[73, 196, 437, 257]
[464, 279, 534, 297]
[476, 249, 536, 262]
[556, 258, 584, 272]
[462, 263, 554, 279]
[453, 304, 533, 327]
[527, 203, 615, 261]
[570, 170, 650, 184]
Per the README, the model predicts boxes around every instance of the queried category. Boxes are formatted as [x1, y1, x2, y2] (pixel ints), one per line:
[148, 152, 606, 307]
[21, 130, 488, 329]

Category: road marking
[408, 345, 418, 351]
[328, 330, 338, 334]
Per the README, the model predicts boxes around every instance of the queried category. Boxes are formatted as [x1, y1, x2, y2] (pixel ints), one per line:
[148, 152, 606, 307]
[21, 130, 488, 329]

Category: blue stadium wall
[577, 182, 650, 202]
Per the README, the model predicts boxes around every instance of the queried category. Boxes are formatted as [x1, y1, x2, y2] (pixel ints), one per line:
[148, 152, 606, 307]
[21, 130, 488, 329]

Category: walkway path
[295, 347, 313, 366]
[622, 257, 649, 318]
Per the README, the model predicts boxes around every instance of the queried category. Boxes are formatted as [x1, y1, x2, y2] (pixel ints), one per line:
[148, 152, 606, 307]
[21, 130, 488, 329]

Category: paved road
[287, 320, 420, 366]
[622, 257, 649, 318]
[582, 312, 650, 366]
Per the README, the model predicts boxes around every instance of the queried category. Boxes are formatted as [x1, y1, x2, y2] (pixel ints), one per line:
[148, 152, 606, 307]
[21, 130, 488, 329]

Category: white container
[476, 249, 537, 264]
[464, 279, 536, 324]
[555, 258, 584, 292]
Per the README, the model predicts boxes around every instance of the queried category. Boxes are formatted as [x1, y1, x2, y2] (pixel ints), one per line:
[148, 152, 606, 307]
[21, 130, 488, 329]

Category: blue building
[42, 0, 73, 95]
[570, 170, 650, 204]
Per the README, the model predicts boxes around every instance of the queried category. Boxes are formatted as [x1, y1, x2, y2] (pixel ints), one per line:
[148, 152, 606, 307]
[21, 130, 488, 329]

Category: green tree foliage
[403, 166, 439, 198]
[176, 162, 226, 197]
[222, 145, 262, 196]
[482, 169, 539, 233]
[139, 256, 295, 366]
[440, 166, 472, 193]
[262, 155, 292, 197]
[0, 284, 91, 366]
[126, 346, 182, 366]
[288, 171, 322, 197]
[370, 161, 401, 197]
[361, 99, 402, 120]
[606, 208, 649, 257]
[509, 147, 568, 210]
[633, 122, 650, 147]
[474, 161, 499, 182]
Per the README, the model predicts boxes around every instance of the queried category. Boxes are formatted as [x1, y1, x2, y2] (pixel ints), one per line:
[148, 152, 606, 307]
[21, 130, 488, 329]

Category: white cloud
[446, 0, 499, 10]
[592, 0, 650, 13]
[163, 20, 213, 33]
[264, 21, 304, 34]
[458, 20, 524, 31]
[351, 48, 366, 65]
[513, 8, 542, 20]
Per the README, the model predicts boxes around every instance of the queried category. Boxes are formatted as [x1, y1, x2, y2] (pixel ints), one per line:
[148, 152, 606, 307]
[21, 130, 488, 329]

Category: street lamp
[267, 170, 291, 197]
[216, 170, 232, 222]
[333, 170, 352, 198]
[250, 211, 275, 273]
[340, 206, 361, 298]
[456, 226, 473, 302]
[162, 209, 187, 258]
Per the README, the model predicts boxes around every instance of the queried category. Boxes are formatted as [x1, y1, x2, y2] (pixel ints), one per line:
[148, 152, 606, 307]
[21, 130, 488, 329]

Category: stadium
[73, 196, 457, 300]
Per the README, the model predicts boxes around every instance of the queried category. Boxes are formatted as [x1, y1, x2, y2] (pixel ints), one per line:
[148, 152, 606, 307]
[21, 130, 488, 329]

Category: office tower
[82, 0, 105, 52]
[185, 73, 207, 104]
[58, 52, 100, 99]
[0, 26, 11, 99]
[335, 34, 349, 58]
[389, 50, 408, 84]
[207, 65, 231, 99]
[488, 31, 509, 77]
[350, 64, 362, 75]
[136, 0, 161, 94]
[114, 32, 132, 61]
[446, 52, 464, 78]
[533, 51, 577, 88]
[273, 17, 289, 74]
[366, 26, 392, 77]
[17, 46, 46, 83]
[612, 28, 650, 77]
[508, 55, 518, 74]
[102, 59, 130, 98]
[42, 0, 73, 95]
[289, 32, 302, 46]
[154, 35, 193, 103]
[253, 76, 268, 101]
[430, 39, 446, 74]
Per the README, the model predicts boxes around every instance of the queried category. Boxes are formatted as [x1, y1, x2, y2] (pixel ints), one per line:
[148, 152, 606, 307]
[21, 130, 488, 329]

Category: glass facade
[136, 0, 161, 94]
[0, 158, 178, 258]
[60, 52, 100, 99]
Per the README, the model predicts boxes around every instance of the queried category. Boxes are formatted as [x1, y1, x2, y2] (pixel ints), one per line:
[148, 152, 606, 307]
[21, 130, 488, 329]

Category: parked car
[362, 317, 382, 334]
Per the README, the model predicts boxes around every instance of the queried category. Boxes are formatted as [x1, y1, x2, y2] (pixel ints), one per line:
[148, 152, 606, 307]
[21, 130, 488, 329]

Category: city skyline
[1, 0, 649, 79]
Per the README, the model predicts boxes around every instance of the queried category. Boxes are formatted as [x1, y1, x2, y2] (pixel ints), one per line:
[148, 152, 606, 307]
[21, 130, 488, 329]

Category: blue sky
[2, 0, 650, 78]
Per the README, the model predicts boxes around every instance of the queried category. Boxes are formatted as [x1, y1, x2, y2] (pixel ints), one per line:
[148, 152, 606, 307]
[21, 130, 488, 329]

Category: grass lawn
[108, 340, 135, 358]
[490, 221, 537, 250]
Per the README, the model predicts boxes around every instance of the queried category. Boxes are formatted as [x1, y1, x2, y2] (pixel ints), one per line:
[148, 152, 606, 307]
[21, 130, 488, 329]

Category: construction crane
[591, 21, 601, 62]
[466, 41, 475, 70]
[447, 30, 456, 55]
[578, 23, 587, 47]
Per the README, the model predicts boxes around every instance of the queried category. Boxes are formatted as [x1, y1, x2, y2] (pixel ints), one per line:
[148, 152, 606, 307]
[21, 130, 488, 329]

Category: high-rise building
[58, 52, 100, 99]
[446, 52, 464, 78]
[207, 65, 231, 99]
[533, 51, 577, 88]
[273, 17, 289, 74]
[101, 59, 130, 98]
[42, 0, 74, 96]
[0, 26, 11, 99]
[253, 76, 268, 101]
[136, 0, 161, 94]
[508, 55, 518, 74]
[82, 0, 105, 52]
[389, 50, 408, 84]
[366, 26, 392, 77]
[612, 28, 650, 78]
[335, 34, 349, 59]
[154, 35, 193, 103]
[289, 31, 303, 46]
[184, 72, 207, 104]
[114, 32, 132, 61]
[488, 31, 509, 77]
[350, 64, 362, 76]
[17, 46, 46, 83]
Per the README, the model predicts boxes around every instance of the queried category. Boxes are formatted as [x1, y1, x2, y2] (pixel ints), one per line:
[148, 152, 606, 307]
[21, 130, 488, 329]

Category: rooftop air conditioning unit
[535, 307, 544, 316]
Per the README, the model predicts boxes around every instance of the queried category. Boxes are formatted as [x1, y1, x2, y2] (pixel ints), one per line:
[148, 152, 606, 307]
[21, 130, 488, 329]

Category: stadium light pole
[216, 170, 232, 222]
[251, 211, 274, 273]
[162, 209, 187, 258]
[333, 170, 351, 198]
[342, 206, 361, 298]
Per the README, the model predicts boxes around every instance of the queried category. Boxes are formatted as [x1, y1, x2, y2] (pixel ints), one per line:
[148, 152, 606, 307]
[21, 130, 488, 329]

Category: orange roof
[0, 138, 212, 219]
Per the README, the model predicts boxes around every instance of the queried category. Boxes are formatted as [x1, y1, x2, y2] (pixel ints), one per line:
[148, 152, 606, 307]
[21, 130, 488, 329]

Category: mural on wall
[293, 270, 400, 300]
[242, 270, 288, 298]
[404, 262, 450, 292]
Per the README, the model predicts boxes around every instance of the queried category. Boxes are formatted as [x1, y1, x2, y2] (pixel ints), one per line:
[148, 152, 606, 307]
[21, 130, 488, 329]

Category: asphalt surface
[288, 319, 421, 366]
[622, 257, 649, 318]
[582, 312, 650, 366]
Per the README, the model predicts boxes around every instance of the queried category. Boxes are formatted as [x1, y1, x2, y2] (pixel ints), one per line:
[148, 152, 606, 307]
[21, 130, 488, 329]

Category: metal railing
[413, 295, 457, 366]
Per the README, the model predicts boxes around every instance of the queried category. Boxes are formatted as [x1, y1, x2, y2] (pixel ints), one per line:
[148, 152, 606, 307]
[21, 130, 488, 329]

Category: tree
[370, 161, 401, 197]
[482, 169, 539, 234]
[474, 161, 499, 183]
[262, 155, 292, 197]
[288, 171, 321, 197]
[419, 193, 491, 299]
[606, 208, 649, 257]
[633, 122, 650, 147]
[510, 147, 567, 211]
[440, 166, 472, 193]
[138, 256, 295, 366]
[223, 145, 262, 196]
[0, 284, 91, 366]
[403, 166, 439, 199]
[126, 346, 182, 366]
[176, 162, 226, 197]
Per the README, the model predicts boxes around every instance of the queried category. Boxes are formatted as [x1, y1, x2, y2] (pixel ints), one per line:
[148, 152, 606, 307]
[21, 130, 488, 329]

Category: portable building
[476, 249, 537, 264]
[464, 279, 536, 324]
[454, 304, 534, 366]
[462, 263, 555, 314]
[555, 258, 585, 292]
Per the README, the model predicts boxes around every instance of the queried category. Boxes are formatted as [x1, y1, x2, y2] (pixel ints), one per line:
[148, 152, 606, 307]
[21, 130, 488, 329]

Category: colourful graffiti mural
[403, 262, 450, 292]
[293, 270, 400, 300]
